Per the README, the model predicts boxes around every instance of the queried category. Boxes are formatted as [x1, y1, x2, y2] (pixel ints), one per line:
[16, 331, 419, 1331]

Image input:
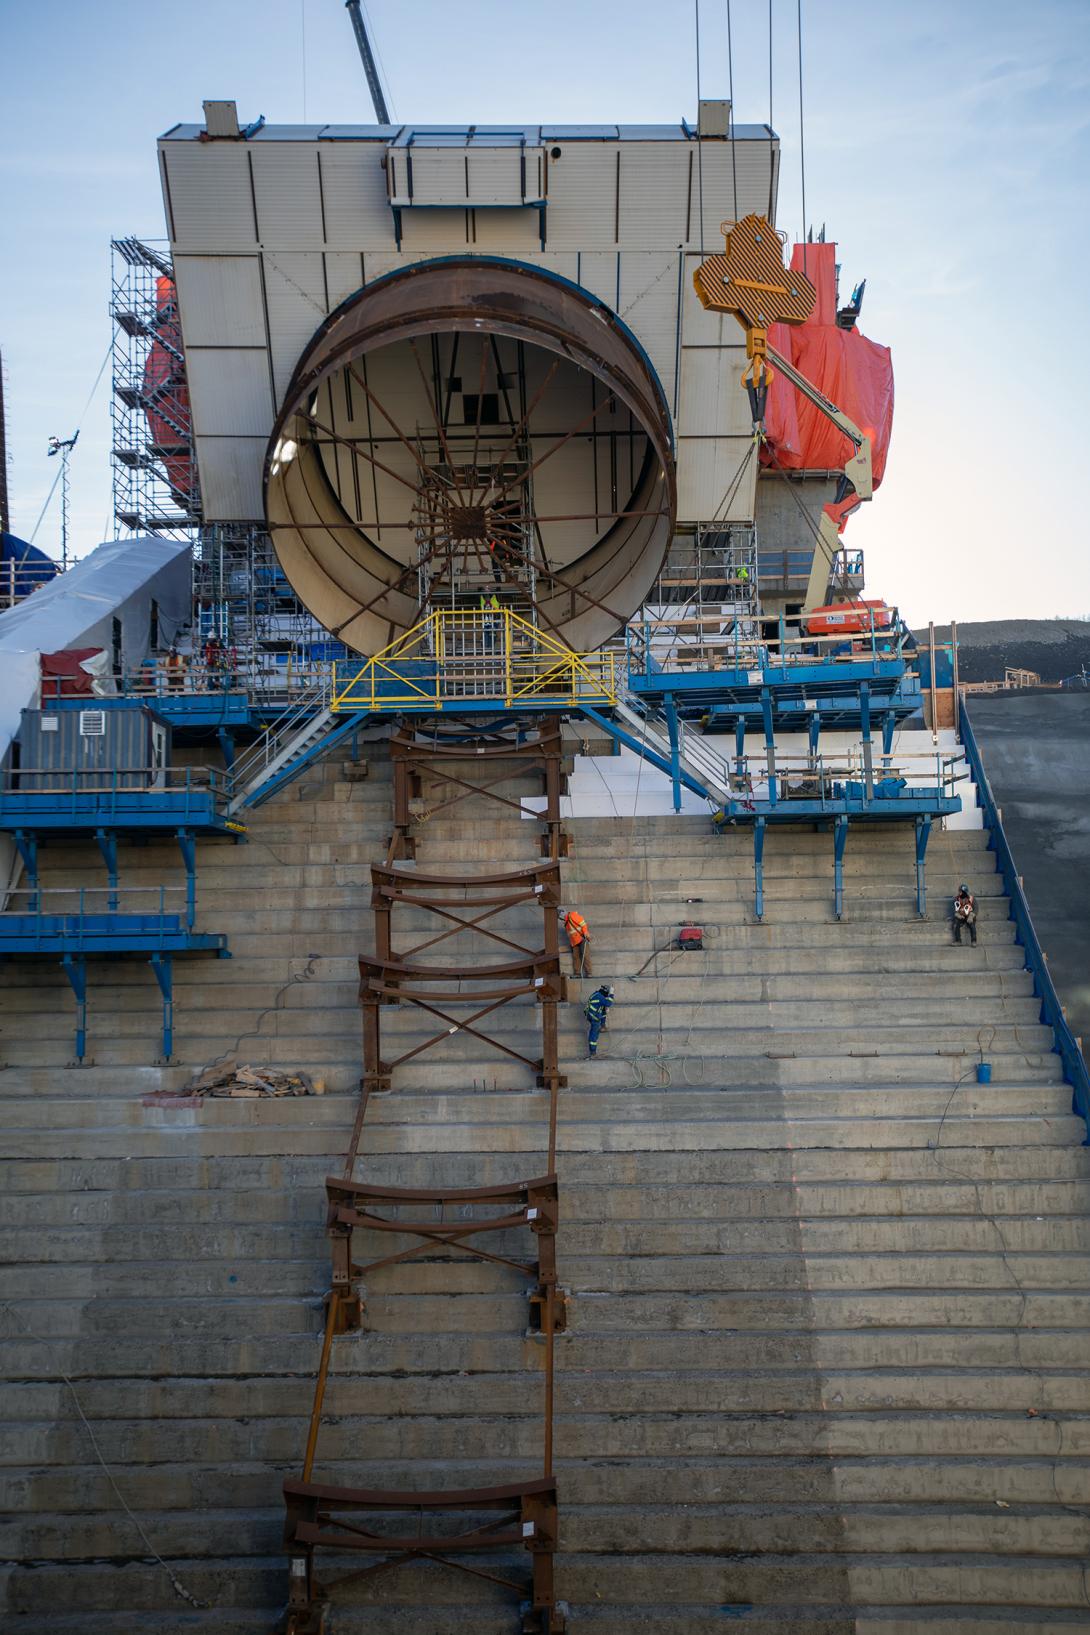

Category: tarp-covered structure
[0, 535, 192, 899]
[763, 242, 894, 531]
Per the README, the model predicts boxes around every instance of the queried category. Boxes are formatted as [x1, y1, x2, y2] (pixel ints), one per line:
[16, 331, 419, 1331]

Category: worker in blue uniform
[584, 984, 615, 1058]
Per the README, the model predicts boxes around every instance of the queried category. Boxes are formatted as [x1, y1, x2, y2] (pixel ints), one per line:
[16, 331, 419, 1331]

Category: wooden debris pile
[187, 1060, 323, 1098]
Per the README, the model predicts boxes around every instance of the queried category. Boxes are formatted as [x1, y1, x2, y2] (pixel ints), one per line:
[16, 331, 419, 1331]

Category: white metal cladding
[184, 349, 273, 437]
[250, 144, 325, 248]
[545, 146, 620, 245]
[172, 256, 266, 346]
[618, 147, 692, 248]
[318, 145, 395, 250]
[468, 209, 542, 252]
[261, 252, 328, 400]
[160, 125, 780, 534]
[193, 435, 267, 519]
[162, 143, 257, 251]
[324, 250, 366, 312]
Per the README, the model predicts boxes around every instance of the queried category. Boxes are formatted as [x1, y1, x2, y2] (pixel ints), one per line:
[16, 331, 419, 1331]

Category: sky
[1, 0, 1089, 626]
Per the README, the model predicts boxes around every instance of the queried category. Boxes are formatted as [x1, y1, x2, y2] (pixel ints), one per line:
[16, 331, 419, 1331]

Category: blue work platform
[0, 904, 229, 1063]
[714, 786, 962, 923]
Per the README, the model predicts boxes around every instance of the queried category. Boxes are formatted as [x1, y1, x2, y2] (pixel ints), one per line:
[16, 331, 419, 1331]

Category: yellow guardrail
[331, 609, 616, 713]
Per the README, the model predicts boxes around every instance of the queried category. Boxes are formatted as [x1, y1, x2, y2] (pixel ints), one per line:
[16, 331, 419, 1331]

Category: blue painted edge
[960, 702, 1090, 1140]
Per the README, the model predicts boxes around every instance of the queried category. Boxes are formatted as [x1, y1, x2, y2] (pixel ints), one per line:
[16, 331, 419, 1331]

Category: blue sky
[2, 0, 1088, 624]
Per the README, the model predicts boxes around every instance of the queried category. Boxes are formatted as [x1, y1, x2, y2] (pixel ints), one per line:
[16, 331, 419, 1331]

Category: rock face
[913, 619, 1090, 684]
[2, 742, 1089, 1632]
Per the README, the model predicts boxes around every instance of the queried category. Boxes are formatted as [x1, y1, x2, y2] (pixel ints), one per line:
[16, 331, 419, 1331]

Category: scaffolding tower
[110, 237, 200, 537]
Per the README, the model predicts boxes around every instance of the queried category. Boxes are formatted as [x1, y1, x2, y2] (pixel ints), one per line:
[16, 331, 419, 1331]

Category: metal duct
[264, 257, 676, 655]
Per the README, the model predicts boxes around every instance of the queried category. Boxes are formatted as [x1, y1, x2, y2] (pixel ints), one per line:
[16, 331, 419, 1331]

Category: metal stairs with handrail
[585, 693, 733, 806]
[228, 681, 369, 813]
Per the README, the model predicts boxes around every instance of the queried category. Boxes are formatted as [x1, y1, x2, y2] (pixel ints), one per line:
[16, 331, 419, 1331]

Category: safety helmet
[558, 907, 567, 918]
[959, 883, 968, 893]
[606, 985, 615, 997]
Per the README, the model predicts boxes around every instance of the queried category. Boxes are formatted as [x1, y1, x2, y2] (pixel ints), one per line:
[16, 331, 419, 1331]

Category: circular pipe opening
[265, 257, 676, 655]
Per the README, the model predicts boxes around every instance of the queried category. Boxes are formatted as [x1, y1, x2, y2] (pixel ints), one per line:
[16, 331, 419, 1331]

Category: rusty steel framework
[282, 715, 570, 1634]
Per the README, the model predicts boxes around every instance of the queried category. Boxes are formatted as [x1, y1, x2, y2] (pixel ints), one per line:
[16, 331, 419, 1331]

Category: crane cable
[694, 0, 705, 257]
[726, 0, 739, 226]
[797, 0, 808, 272]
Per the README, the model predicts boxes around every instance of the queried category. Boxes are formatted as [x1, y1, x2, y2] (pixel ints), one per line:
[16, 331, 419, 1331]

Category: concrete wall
[968, 691, 1090, 1049]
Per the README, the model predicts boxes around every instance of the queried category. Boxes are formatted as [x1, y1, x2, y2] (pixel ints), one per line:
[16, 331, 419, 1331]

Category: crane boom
[344, 0, 390, 126]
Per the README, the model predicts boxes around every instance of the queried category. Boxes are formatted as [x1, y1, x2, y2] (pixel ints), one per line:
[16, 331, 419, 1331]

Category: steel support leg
[833, 815, 849, 921]
[94, 828, 119, 911]
[217, 727, 236, 772]
[761, 687, 776, 806]
[176, 830, 196, 929]
[13, 830, 38, 911]
[859, 682, 873, 801]
[753, 816, 766, 921]
[915, 814, 932, 919]
[808, 710, 821, 765]
[882, 710, 896, 761]
[62, 954, 88, 1064]
[734, 714, 746, 778]
[663, 691, 682, 814]
[150, 954, 174, 1060]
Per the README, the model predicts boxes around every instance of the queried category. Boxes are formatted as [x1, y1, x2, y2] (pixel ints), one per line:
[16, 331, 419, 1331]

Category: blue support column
[663, 691, 682, 813]
[150, 954, 174, 1060]
[760, 688, 777, 807]
[833, 815, 849, 921]
[882, 711, 896, 759]
[216, 728, 236, 772]
[753, 816, 766, 921]
[859, 682, 873, 800]
[94, 828, 119, 911]
[808, 710, 821, 761]
[13, 831, 38, 910]
[176, 830, 196, 930]
[61, 953, 88, 1063]
[914, 814, 932, 918]
[734, 714, 746, 777]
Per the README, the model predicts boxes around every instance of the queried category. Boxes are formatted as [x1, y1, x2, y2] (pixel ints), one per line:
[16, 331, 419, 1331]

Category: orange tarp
[762, 243, 893, 530]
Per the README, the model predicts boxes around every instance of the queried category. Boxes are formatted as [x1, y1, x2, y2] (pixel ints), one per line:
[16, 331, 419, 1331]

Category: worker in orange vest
[560, 907, 592, 977]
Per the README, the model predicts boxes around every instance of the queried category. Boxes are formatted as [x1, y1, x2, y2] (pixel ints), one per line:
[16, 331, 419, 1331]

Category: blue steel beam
[579, 706, 713, 802]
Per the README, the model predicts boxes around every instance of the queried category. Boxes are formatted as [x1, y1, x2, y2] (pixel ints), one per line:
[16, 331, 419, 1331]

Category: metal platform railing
[625, 606, 907, 680]
[332, 609, 616, 713]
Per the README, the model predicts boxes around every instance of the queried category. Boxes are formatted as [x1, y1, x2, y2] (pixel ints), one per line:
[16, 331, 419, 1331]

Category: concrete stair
[2, 741, 1089, 1632]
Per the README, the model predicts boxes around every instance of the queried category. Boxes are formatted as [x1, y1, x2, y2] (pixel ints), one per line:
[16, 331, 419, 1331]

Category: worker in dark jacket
[953, 883, 978, 945]
[584, 984, 615, 1058]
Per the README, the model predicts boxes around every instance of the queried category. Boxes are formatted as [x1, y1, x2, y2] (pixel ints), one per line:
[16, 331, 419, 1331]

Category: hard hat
[606, 985, 615, 997]
[959, 883, 968, 893]
[558, 907, 567, 918]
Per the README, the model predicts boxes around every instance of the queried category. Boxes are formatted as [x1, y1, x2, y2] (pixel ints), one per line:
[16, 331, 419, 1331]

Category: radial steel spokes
[306, 412, 425, 500]
[489, 391, 617, 506]
[468, 357, 560, 506]
[407, 340, 468, 502]
[348, 363, 458, 495]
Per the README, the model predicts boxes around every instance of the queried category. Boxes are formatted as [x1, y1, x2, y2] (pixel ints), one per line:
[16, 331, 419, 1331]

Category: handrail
[625, 604, 907, 680]
[959, 702, 1090, 1136]
[229, 676, 332, 788]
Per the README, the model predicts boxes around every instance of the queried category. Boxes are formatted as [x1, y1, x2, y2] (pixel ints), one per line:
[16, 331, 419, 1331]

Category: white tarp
[0, 535, 192, 769]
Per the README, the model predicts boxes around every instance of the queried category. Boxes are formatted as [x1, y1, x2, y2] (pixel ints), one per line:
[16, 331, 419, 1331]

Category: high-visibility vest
[564, 911, 589, 946]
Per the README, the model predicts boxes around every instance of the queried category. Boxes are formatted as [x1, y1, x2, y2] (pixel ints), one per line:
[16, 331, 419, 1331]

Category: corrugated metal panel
[250, 125, 328, 141]
[618, 147, 689, 248]
[173, 256, 265, 347]
[262, 253, 328, 402]
[399, 209, 471, 251]
[687, 143, 779, 250]
[193, 435, 267, 520]
[540, 126, 619, 141]
[320, 145, 396, 250]
[575, 251, 618, 310]
[402, 147, 467, 205]
[618, 252, 679, 414]
[186, 349, 274, 437]
[546, 146, 619, 247]
[468, 147, 538, 204]
[680, 251, 738, 347]
[526, 251, 580, 283]
[161, 143, 257, 252]
[617, 125, 687, 141]
[250, 145, 324, 247]
[676, 436, 758, 522]
[677, 348, 751, 438]
[318, 125, 399, 141]
[469, 208, 541, 252]
[324, 251, 365, 312]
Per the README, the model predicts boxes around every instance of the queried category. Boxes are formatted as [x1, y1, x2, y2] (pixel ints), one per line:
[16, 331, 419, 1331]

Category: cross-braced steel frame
[281, 713, 570, 1634]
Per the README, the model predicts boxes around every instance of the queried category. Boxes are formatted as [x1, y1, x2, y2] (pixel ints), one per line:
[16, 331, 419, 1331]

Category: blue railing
[960, 703, 1090, 1138]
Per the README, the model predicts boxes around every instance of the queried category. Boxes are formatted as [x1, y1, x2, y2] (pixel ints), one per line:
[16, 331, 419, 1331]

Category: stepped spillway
[2, 740, 1088, 1633]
